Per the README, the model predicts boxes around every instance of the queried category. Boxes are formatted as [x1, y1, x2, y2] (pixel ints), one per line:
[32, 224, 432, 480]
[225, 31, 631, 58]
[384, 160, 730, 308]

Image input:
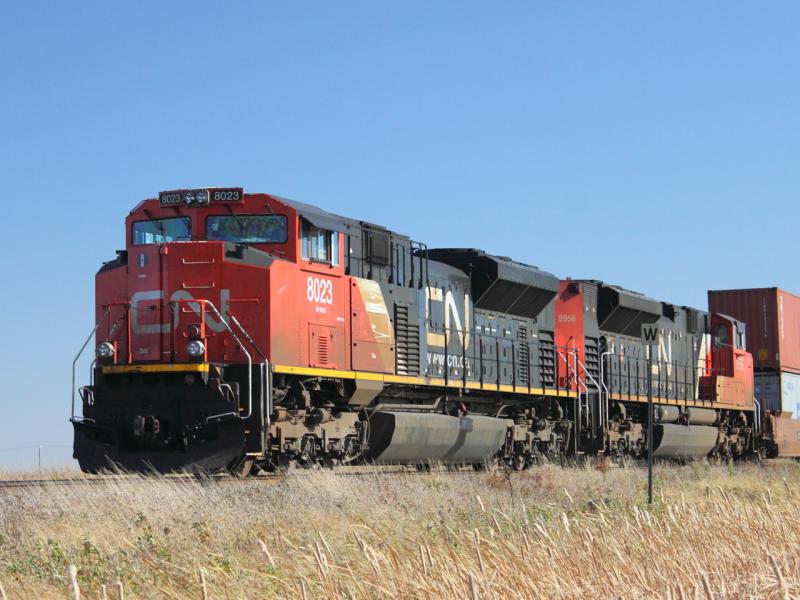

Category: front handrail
[71, 308, 109, 422]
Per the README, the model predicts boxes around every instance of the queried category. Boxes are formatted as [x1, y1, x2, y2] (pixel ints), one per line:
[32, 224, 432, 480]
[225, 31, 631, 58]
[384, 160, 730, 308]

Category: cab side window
[300, 219, 339, 265]
[713, 323, 730, 348]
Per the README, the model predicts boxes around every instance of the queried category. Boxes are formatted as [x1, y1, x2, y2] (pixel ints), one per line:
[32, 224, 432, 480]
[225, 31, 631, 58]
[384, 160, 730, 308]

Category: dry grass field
[0, 460, 798, 599]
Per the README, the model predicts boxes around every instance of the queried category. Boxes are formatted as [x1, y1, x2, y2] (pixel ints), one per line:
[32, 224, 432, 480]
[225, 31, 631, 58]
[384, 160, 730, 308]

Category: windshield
[132, 217, 191, 245]
[206, 215, 288, 243]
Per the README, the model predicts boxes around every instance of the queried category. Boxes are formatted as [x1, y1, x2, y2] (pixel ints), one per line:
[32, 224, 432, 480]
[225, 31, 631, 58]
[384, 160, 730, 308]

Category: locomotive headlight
[186, 339, 206, 358]
[96, 342, 115, 359]
[183, 190, 196, 204]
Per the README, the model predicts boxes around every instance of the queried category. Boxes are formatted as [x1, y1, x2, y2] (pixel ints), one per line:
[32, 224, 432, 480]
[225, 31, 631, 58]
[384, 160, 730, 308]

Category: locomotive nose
[72, 367, 247, 473]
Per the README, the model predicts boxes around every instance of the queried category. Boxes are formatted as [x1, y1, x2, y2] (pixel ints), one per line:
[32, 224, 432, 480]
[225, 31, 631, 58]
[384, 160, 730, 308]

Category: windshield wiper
[225, 207, 248, 236]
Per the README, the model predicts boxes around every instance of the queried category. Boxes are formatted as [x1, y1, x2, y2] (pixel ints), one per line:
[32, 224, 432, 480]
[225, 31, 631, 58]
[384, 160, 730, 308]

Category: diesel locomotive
[71, 188, 757, 473]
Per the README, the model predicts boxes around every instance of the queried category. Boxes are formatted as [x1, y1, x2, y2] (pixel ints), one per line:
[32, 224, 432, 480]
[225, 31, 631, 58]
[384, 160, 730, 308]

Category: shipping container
[708, 287, 800, 375]
[755, 371, 800, 415]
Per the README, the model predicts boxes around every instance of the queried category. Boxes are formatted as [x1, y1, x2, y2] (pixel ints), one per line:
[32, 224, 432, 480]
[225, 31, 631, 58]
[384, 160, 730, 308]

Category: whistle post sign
[641, 323, 660, 347]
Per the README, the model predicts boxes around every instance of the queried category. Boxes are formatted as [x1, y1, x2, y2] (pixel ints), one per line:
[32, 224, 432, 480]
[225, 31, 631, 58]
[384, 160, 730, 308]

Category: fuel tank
[366, 411, 509, 464]
[655, 405, 680, 423]
[652, 423, 718, 458]
[686, 407, 717, 425]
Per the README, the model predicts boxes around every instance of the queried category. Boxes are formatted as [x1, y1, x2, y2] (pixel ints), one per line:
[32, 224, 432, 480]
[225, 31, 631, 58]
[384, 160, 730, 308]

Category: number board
[209, 188, 244, 203]
[159, 191, 183, 206]
[159, 188, 244, 206]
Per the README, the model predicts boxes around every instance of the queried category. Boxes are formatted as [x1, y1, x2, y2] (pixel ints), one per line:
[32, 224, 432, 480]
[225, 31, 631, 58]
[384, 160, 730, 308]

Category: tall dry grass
[0, 460, 798, 599]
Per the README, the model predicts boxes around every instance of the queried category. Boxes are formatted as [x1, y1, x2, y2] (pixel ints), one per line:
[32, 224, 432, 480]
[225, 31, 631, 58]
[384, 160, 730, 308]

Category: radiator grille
[394, 304, 420, 375]
[539, 333, 556, 388]
[584, 336, 600, 382]
[517, 325, 530, 386]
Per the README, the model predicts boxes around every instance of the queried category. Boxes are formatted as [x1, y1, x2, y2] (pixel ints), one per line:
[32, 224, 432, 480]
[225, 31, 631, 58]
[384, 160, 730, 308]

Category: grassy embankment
[0, 461, 798, 599]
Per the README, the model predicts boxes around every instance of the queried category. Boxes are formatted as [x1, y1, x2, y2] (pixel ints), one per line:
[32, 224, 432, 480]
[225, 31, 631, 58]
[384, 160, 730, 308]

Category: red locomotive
[72, 188, 762, 473]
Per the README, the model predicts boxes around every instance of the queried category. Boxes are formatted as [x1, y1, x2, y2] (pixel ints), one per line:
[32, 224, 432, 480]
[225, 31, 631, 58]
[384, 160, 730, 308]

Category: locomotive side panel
[350, 277, 394, 373]
[577, 281, 711, 405]
[422, 262, 472, 381]
[267, 258, 349, 370]
[423, 249, 562, 392]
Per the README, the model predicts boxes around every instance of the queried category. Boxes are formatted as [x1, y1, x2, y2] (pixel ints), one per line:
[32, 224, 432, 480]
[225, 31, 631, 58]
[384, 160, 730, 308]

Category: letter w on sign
[641, 324, 660, 347]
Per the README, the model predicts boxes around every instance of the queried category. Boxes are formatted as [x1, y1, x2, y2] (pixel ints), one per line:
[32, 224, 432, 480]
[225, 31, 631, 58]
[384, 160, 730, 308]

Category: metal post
[647, 346, 653, 505]
[38, 445, 42, 475]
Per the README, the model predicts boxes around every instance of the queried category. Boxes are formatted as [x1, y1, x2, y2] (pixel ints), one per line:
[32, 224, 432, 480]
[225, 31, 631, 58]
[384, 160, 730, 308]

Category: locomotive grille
[517, 325, 530, 386]
[584, 336, 601, 382]
[394, 304, 420, 375]
[310, 325, 333, 368]
[539, 333, 556, 388]
[317, 336, 329, 365]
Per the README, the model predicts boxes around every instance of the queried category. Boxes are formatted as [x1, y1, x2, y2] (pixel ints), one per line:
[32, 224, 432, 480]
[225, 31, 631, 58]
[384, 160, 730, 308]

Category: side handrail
[226, 312, 270, 427]
[556, 349, 580, 454]
[173, 299, 253, 422]
[226, 312, 271, 430]
[753, 397, 761, 437]
[71, 308, 109, 422]
[228, 313, 267, 361]
[262, 359, 271, 430]
[574, 354, 605, 453]
[204, 300, 252, 421]
[555, 349, 579, 391]
[599, 351, 613, 439]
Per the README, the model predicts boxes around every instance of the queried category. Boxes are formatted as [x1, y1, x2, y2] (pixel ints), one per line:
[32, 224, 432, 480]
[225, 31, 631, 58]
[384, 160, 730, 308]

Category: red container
[708, 288, 800, 375]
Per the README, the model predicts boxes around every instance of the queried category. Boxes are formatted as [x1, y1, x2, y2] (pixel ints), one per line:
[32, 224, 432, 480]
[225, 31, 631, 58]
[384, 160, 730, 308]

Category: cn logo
[130, 289, 231, 334]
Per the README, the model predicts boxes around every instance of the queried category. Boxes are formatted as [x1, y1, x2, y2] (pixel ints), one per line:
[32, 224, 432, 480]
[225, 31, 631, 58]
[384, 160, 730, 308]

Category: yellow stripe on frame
[271, 364, 578, 398]
[102, 363, 210, 374]
[606, 394, 749, 412]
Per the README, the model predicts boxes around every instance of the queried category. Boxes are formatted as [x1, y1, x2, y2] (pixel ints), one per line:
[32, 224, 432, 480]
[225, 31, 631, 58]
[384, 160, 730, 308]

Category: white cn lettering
[130, 289, 231, 334]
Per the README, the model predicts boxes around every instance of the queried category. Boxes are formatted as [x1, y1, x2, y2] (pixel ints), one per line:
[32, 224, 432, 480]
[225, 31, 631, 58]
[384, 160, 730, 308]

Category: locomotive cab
[699, 314, 754, 407]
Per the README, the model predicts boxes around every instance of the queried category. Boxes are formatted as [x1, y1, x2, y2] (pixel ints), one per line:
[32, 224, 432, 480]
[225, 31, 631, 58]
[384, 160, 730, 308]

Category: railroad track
[0, 466, 494, 490]
[0, 475, 281, 490]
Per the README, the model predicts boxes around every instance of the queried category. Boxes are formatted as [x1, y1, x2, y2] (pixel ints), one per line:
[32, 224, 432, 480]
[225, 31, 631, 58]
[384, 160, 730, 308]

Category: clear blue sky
[1, 2, 798, 468]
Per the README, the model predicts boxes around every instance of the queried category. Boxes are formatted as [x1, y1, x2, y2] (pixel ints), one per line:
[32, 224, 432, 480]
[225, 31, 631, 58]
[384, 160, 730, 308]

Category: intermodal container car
[708, 287, 800, 375]
[755, 371, 800, 414]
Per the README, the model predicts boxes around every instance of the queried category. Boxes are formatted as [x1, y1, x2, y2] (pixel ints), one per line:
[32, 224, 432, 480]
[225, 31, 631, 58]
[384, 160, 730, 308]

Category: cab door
[711, 315, 734, 377]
